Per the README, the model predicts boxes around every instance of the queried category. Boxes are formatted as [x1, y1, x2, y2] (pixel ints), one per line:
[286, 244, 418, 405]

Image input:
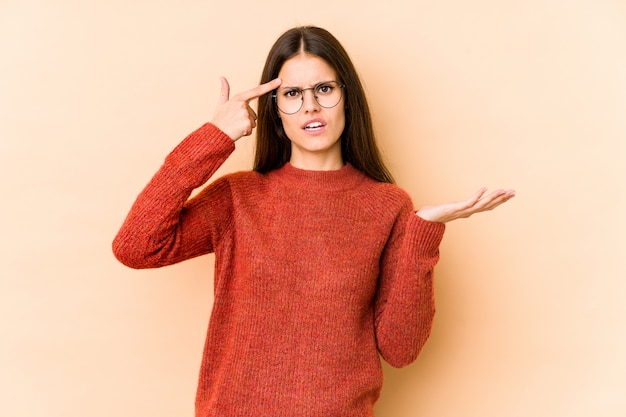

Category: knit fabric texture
[113, 123, 446, 417]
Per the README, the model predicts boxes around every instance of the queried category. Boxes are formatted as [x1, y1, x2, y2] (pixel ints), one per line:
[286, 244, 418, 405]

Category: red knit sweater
[113, 123, 445, 417]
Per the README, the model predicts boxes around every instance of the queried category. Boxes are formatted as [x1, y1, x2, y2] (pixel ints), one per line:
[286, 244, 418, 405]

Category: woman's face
[277, 53, 346, 170]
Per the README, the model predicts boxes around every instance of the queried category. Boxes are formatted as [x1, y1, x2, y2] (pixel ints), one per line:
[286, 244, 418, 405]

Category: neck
[274, 162, 364, 191]
[289, 150, 344, 171]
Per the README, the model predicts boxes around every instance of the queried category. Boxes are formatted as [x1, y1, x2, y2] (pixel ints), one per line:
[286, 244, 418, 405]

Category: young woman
[113, 26, 514, 417]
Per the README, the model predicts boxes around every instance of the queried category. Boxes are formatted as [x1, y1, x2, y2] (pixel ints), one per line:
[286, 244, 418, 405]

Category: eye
[282, 88, 301, 99]
[316, 84, 334, 95]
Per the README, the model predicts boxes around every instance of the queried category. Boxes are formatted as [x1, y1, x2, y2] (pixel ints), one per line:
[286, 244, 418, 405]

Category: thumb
[218, 76, 230, 104]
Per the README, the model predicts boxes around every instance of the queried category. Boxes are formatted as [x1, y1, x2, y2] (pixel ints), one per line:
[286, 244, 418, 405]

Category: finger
[473, 187, 488, 201]
[455, 187, 487, 211]
[471, 190, 515, 214]
[473, 189, 506, 209]
[247, 111, 257, 129]
[484, 190, 516, 209]
[218, 76, 230, 105]
[238, 78, 282, 102]
[248, 105, 258, 120]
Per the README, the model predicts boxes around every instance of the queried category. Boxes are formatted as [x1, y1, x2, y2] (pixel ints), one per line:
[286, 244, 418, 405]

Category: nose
[301, 88, 321, 113]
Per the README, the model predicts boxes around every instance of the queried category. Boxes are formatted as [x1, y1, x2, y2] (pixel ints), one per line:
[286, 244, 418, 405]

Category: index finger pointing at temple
[238, 78, 282, 102]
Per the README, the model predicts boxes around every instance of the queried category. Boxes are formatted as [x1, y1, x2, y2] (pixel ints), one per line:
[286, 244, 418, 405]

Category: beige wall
[1, 1, 625, 416]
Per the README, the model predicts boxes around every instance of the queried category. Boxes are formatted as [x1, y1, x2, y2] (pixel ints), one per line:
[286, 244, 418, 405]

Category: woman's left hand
[416, 187, 516, 223]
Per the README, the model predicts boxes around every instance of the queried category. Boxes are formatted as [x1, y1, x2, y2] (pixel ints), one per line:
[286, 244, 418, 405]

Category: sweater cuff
[165, 123, 235, 169]
[405, 214, 446, 258]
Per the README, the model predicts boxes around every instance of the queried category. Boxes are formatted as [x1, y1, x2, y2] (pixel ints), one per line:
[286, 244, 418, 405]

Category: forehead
[278, 53, 338, 87]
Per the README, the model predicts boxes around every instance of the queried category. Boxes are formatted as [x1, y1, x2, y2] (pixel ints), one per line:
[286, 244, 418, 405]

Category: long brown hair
[254, 26, 394, 184]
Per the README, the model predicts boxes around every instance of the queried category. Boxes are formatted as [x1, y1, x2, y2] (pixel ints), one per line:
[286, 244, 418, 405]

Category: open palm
[416, 187, 516, 223]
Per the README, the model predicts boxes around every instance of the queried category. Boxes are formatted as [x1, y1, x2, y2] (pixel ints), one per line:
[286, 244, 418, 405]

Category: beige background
[1, 0, 625, 416]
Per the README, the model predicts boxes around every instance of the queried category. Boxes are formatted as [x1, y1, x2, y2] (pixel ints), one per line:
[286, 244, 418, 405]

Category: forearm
[112, 123, 234, 268]
[375, 214, 445, 367]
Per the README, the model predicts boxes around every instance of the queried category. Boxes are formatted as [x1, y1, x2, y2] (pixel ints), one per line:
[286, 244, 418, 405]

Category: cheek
[281, 118, 297, 132]
[334, 110, 346, 133]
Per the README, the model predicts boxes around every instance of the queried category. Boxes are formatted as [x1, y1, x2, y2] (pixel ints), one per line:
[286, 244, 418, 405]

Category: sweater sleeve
[374, 207, 446, 368]
[112, 123, 236, 269]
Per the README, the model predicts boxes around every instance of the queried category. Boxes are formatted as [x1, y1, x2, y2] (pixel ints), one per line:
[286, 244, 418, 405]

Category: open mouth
[304, 121, 325, 131]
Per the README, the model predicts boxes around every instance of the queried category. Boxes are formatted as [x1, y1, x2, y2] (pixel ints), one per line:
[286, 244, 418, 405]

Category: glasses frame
[272, 81, 346, 115]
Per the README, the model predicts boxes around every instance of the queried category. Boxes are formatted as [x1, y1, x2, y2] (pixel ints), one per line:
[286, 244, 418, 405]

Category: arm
[112, 77, 282, 269]
[374, 208, 445, 367]
[374, 187, 515, 366]
[112, 124, 236, 268]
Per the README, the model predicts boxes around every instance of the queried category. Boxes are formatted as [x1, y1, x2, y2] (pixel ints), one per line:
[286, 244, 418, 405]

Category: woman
[113, 26, 514, 417]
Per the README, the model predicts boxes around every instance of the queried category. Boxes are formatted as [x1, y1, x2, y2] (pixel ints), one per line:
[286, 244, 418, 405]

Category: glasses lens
[275, 82, 343, 114]
[315, 82, 343, 109]
[275, 90, 300, 114]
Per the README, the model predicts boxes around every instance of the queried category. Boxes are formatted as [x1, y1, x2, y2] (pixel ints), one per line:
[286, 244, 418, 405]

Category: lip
[301, 118, 326, 130]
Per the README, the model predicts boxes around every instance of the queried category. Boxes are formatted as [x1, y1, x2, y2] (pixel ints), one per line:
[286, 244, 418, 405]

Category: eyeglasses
[273, 81, 345, 115]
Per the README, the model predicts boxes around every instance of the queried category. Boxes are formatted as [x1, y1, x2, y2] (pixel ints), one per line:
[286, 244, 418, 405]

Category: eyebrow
[277, 80, 337, 89]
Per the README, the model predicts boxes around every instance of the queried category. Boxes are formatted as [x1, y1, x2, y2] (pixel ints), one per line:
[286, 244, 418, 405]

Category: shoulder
[212, 169, 271, 202]
[359, 176, 414, 207]
[350, 176, 415, 222]
[218, 169, 266, 185]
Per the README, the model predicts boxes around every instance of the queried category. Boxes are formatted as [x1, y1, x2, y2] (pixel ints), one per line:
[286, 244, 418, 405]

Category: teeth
[305, 122, 323, 129]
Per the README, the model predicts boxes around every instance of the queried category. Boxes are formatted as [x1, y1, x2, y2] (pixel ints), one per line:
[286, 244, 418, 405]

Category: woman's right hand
[211, 77, 282, 141]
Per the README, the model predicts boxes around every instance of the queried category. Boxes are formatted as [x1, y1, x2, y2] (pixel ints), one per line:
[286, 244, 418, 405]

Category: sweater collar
[272, 162, 366, 191]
